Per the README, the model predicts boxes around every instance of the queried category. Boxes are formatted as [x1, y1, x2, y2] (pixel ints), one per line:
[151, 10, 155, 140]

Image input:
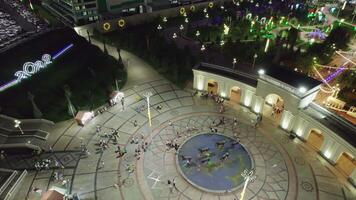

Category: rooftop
[304, 103, 356, 147]
[263, 65, 322, 90]
[194, 62, 258, 87]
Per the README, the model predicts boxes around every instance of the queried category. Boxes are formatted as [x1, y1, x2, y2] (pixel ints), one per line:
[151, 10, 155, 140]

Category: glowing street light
[163, 17, 167, 23]
[14, 119, 24, 135]
[172, 33, 177, 39]
[220, 40, 225, 46]
[233, 58, 237, 70]
[185, 18, 189, 23]
[201, 44, 206, 51]
[337, 1, 347, 18]
[258, 69, 265, 75]
[240, 169, 256, 200]
[205, 13, 209, 18]
[264, 39, 270, 52]
[157, 24, 162, 30]
[299, 86, 307, 93]
[179, 24, 184, 30]
[252, 54, 258, 69]
[195, 30, 200, 37]
[143, 92, 152, 127]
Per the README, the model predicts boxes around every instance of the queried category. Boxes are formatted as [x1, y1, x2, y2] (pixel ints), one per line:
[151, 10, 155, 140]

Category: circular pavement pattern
[138, 113, 291, 200]
[177, 133, 253, 193]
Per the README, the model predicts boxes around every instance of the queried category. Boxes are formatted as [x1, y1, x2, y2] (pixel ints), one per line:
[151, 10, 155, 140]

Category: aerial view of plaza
[0, 0, 355, 199]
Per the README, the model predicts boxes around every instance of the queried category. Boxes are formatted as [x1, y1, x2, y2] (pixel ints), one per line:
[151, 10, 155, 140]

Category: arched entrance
[207, 80, 218, 95]
[307, 129, 324, 151]
[230, 86, 241, 103]
[336, 152, 356, 177]
[262, 93, 284, 123]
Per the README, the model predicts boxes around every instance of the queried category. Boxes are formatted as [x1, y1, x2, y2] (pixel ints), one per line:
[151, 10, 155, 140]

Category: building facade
[43, 0, 150, 25]
[43, 0, 100, 25]
[193, 62, 356, 186]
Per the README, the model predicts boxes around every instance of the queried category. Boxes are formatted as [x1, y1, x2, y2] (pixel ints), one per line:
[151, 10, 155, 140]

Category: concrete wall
[193, 69, 256, 107]
[255, 79, 301, 115]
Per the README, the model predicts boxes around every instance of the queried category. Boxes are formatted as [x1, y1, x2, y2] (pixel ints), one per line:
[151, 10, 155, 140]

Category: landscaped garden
[94, 0, 354, 103]
[0, 28, 126, 121]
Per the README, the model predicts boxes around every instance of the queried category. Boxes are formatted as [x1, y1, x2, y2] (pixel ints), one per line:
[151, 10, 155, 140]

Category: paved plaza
[6, 40, 355, 200]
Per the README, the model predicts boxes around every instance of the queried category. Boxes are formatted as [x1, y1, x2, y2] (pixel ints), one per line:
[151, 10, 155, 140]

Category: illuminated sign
[0, 44, 73, 92]
[15, 54, 52, 81]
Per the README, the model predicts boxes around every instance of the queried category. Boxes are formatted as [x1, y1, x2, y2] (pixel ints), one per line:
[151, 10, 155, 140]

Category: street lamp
[179, 24, 184, 30]
[240, 169, 256, 200]
[157, 24, 162, 30]
[336, 1, 347, 18]
[200, 44, 206, 51]
[14, 119, 24, 134]
[233, 58, 237, 70]
[252, 54, 258, 69]
[258, 69, 265, 75]
[172, 33, 177, 39]
[143, 92, 152, 127]
[195, 30, 200, 37]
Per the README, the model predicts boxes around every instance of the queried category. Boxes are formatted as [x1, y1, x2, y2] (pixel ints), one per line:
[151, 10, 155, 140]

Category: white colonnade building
[193, 62, 356, 186]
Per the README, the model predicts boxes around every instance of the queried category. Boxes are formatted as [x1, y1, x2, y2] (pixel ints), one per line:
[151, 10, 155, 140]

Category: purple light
[52, 43, 74, 60]
[324, 66, 345, 83]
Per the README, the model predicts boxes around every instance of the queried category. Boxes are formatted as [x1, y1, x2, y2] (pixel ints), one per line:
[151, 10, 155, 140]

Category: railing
[310, 102, 356, 133]
[4, 170, 27, 200]
[0, 171, 17, 196]
[198, 62, 258, 86]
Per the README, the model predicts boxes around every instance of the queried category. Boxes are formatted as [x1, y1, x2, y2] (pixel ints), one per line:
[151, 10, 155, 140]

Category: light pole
[252, 54, 258, 69]
[240, 169, 256, 200]
[336, 1, 347, 18]
[14, 119, 24, 134]
[233, 58, 237, 70]
[144, 92, 152, 127]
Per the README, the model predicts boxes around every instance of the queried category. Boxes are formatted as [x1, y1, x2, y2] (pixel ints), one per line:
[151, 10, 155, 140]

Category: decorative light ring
[180, 7, 186, 15]
[118, 19, 125, 27]
[190, 5, 196, 12]
[208, 2, 214, 8]
[103, 22, 111, 31]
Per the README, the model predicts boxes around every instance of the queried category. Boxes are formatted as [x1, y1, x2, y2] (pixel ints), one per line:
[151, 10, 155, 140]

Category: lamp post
[336, 1, 347, 18]
[14, 119, 24, 134]
[233, 58, 237, 70]
[144, 92, 152, 127]
[252, 54, 258, 69]
[240, 169, 256, 200]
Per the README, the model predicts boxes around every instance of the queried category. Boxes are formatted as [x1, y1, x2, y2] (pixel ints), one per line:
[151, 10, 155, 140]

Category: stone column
[251, 95, 264, 114]
[241, 90, 254, 107]
[280, 110, 295, 132]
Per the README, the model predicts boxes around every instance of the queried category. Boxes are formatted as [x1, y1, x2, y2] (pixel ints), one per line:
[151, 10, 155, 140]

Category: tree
[287, 28, 299, 51]
[325, 26, 351, 50]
